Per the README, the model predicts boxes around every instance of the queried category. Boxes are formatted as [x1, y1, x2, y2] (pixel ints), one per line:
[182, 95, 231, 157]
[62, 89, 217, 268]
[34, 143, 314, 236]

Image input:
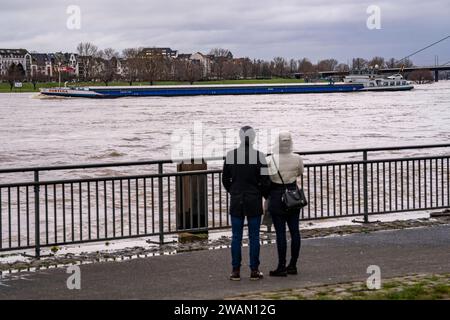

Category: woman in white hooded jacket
[266, 131, 304, 277]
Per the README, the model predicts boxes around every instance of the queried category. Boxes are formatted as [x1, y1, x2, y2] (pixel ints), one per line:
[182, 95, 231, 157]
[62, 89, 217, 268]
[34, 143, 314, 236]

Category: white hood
[273, 131, 293, 154]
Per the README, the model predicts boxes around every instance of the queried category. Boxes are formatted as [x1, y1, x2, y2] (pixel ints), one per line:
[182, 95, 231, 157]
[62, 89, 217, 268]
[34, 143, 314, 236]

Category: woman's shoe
[269, 267, 287, 277]
[286, 265, 298, 275]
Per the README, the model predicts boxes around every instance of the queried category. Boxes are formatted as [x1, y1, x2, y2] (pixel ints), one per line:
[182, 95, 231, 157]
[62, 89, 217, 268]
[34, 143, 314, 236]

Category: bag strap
[271, 154, 286, 186]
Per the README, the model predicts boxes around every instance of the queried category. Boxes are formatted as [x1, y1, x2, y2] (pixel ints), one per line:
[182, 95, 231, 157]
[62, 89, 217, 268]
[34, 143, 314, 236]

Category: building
[140, 47, 178, 58]
[30, 53, 53, 78]
[0, 49, 32, 77]
[190, 52, 212, 77]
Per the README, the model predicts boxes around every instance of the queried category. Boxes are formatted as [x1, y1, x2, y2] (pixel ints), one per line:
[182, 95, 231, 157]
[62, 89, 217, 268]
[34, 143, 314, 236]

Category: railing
[0, 143, 449, 258]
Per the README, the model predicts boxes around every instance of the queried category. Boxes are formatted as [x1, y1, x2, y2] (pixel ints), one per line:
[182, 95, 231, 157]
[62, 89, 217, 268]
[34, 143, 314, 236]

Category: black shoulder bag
[271, 155, 308, 213]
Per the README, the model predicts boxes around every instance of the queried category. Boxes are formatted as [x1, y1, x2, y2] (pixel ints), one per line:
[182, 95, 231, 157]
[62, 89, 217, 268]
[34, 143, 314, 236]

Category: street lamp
[58, 62, 62, 87]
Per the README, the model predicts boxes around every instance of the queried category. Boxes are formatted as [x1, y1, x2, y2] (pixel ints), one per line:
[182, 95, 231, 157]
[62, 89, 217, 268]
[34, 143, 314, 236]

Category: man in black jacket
[222, 126, 270, 281]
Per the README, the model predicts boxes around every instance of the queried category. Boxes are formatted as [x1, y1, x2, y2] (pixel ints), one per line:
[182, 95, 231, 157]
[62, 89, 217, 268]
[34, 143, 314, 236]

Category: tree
[386, 58, 397, 68]
[297, 58, 316, 81]
[6, 64, 25, 91]
[240, 58, 253, 79]
[30, 71, 47, 90]
[289, 59, 298, 75]
[222, 60, 241, 80]
[185, 61, 203, 84]
[261, 61, 272, 78]
[122, 48, 140, 85]
[272, 57, 288, 77]
[408, 70, 433, 83]
[352, 58, 368, 70]
[208, 48, 233, 59]
[369, 56, 385, 69]
[142, 55, 163, 85]
[317, 59, 338, 71]
[298, 58, 314, 73]
[76, 42, 98, 56]
[96, 57, 117, 86]
[100, 48, 119, 60]
[335, 63, 350, 72]
[396, 58, 414, 68]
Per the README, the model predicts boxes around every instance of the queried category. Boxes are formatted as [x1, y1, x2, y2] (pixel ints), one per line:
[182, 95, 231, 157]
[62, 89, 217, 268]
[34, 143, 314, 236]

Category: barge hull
[40, 83, 364, 98]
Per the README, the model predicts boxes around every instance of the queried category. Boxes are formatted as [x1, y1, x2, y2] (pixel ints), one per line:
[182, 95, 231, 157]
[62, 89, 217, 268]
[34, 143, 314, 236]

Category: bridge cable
[398, 35, 450, 63]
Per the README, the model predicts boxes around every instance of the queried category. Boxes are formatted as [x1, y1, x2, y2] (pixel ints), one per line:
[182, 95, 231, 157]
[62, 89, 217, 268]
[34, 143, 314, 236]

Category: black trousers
[269, 183, 301, 268]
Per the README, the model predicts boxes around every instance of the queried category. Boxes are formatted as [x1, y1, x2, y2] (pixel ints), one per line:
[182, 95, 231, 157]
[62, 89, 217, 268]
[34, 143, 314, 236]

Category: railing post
[34, 170, 41, 258]
[158, 163, 164, 245]
[362, 151, 369, 223]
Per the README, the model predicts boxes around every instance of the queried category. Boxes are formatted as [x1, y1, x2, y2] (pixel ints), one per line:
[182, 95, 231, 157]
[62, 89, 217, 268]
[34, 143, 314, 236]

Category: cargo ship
[39, 82, 364, 98]
[344, 74, 414, 91]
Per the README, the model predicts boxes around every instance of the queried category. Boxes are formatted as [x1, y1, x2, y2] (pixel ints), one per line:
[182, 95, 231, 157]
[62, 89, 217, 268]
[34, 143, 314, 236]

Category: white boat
[343, 73, 414, 91]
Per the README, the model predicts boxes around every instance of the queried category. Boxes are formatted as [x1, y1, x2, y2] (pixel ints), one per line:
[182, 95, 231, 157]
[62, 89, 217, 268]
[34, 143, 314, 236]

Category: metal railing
[0, 143, 449, 257]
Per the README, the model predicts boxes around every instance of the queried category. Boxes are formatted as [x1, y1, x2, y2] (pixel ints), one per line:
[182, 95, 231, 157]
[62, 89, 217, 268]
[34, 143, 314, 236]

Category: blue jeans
[231, 215, 261, 271]
[271, 212, 301, 268]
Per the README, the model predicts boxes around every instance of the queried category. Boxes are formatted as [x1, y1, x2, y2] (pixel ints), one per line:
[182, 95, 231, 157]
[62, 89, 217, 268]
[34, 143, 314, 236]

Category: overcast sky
[1, 0, 449, 65]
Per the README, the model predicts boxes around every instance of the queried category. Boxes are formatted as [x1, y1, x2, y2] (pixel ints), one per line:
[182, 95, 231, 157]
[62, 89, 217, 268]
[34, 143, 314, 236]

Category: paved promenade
[1, 225, 449, 299]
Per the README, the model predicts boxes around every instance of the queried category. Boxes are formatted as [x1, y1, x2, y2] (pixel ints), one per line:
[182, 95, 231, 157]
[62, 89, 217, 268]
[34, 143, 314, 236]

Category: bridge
[297, 65, 450, 82]
[295, 35, 450, 82]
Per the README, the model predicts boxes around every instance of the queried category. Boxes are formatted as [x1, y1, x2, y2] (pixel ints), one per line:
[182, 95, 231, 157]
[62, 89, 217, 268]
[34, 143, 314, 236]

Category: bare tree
[101, 48, 119, 60]
[208, 48, 233, 58]
[396, 58, 414, 68]
[317, 59, 338, 71]
[185, 61, 203, 84]
[352, 58, 368, 70]
[297, 58, 316, 81]
[335, 63, 350, 72]
[386, 58, 397, 68]
[272, 57, 288, 77]
[76, 42, 98, 57]
[122, 48, 140, 85]
[369, 56, 385, 69]
[222, 60, 241, 79]
[30, 71, 48, 90]
[142, 55, 164, 85]
[6, 64, 25, 91]
[240, 57, 253, 79]
[408, 70, 433, 83]
[289, 59, 298, 75]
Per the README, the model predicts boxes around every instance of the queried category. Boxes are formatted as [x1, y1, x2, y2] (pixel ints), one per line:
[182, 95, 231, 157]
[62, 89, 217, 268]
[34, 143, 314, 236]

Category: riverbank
[1, 213, 449, 274]
[0, 78, 306, 93]
[1, 223, 448, 299]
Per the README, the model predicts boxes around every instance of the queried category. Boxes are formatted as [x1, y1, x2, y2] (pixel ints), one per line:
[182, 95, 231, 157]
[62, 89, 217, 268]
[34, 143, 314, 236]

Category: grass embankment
[0, 78, 306, 93]
[229, 274, 450, 300]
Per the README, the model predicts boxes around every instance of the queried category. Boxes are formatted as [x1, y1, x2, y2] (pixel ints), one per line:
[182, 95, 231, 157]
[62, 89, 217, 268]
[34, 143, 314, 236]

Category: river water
[0, 81, 449, 181]
[0, 82, 449, 249]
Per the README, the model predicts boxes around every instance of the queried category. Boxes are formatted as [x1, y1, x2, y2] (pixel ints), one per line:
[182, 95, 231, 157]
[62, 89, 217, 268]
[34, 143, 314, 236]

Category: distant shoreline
[0, 78, 307, 93]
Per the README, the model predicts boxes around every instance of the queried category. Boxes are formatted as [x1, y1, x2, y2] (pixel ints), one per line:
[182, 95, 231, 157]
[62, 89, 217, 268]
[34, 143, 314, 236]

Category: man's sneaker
[286, 265, 298, 275]
[250, 270, 264, 281]
[230, 269, 241, 281]
[269, 267, 287, 277]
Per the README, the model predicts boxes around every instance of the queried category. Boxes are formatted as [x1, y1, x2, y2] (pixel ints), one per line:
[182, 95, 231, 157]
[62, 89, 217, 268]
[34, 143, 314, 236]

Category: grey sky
[1, 0, 449, 65]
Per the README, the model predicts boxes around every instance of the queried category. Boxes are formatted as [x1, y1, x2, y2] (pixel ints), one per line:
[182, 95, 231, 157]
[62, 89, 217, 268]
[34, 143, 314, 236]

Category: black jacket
[222, 144, 271, 217]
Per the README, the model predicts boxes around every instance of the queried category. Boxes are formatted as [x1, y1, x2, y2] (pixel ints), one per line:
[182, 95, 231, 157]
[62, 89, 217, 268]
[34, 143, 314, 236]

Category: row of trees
[0, 42, 419, 86]
[73, 42, 419, 84]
